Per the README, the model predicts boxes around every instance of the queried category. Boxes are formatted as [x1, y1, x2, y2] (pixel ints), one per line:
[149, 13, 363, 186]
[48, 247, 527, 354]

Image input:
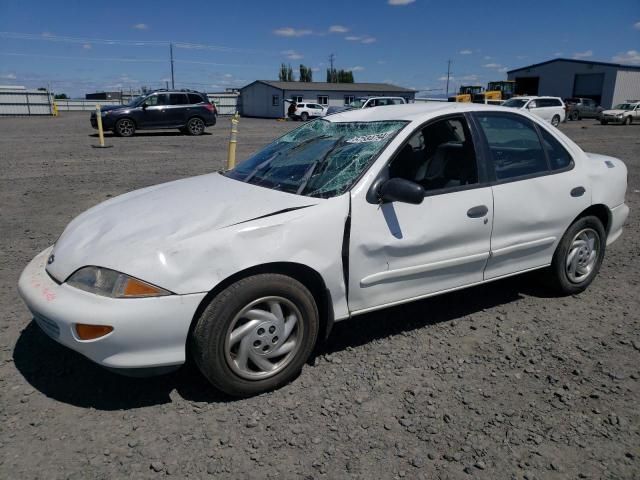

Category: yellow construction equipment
[483, 81, 516, 103]
[448, 85, 484, 103]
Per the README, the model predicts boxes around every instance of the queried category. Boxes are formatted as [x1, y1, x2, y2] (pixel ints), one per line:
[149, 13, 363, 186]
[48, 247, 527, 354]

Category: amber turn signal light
[121, 277, 167, 298]
[75, 324, 113, 340]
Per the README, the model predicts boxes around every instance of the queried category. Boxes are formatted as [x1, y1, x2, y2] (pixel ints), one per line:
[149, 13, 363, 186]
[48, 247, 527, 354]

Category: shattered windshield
[226, 119, 407, 198]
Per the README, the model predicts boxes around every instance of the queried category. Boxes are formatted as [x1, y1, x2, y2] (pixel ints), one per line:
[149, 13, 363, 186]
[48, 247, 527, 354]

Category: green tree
[286, 64, 293, 81]
[278, 63, 288, 81]
[299, 64, 313, 82]
[326, 68, 354, 83]
[54, 93, 68, 99]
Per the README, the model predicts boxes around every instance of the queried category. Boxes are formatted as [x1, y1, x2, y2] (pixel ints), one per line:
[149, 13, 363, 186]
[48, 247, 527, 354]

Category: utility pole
[170, 42, 175, 89]
[328, 53, 335, 82]
[445, 59, 451, 97]
[329, 53, 335, 72]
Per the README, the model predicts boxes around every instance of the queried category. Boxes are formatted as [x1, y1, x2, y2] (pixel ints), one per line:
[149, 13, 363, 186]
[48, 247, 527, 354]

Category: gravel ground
[1, 113, 638, 480]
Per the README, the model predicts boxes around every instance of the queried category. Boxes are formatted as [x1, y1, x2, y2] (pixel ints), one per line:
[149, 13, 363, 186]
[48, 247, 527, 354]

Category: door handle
[467, 205, 488, 218]
[570, 186, 585, 197]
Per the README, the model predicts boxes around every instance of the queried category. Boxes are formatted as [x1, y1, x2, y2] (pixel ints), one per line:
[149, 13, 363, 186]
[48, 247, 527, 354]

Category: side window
[528, 100, 538, 108]
[145, 94, 168, 106]
[391, 98, 404, 105]
[317, 95, 328, 105]
[540, 128, 573, 170]
[388, 116, 479, 192]
[344, 95, 354, 105]
[294, 96, 303, 103]
[272, 95, 279, 106]
[476, 114, 548, 181]
[188, 93, 204, 104]
[169, 93, 188, 105]
[537, 99, 550, 108]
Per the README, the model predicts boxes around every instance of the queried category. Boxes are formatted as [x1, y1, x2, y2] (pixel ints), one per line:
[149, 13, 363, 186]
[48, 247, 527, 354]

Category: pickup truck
[600, 102, 640, 125]
[564, 97, 603, 121]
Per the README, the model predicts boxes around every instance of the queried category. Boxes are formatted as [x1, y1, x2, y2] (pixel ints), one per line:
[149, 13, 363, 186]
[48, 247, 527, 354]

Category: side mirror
[379, 178, 424, 204]
[141, 103, 148, 110]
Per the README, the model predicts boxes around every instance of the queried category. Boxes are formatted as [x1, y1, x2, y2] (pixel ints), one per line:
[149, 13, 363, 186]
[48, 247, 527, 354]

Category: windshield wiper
[296, 136, 345, 195]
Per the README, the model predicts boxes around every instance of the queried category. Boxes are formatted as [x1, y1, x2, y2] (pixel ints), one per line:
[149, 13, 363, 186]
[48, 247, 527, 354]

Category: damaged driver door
[347, 114, 493, 314]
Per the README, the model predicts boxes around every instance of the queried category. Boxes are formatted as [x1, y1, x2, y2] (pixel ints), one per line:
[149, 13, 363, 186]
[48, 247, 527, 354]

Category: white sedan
[18, 103, 629, 396]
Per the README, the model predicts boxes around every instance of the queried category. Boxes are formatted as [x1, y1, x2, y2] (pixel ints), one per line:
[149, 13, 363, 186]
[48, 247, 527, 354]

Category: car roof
[325, 102, 513, 123]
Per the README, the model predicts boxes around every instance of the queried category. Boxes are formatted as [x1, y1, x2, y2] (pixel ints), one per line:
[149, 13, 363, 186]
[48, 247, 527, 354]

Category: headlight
[616, 113, 624, 117]
[67, 266, 171, 298]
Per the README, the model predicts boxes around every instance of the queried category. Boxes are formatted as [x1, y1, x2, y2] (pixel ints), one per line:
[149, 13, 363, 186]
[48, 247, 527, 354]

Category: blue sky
[1, 0, 639, 96]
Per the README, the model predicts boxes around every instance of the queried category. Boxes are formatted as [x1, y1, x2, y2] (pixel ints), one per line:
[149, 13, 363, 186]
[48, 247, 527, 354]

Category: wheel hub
[248, 321, 283, 356]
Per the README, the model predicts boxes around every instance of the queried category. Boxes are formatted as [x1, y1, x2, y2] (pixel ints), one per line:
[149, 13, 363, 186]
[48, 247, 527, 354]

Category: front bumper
[18, 247, 207, 369]
[89, 114, 116, 130]
[602, 116, 625, 124]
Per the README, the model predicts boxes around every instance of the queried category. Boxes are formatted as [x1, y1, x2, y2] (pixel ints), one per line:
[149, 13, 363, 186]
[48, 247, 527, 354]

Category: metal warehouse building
[240, 80, 416, 118]
[507, 58, 640, 108]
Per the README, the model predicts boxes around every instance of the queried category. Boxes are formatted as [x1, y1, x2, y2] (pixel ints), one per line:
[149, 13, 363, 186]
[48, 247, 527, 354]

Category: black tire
[546, 215, 606, 295]
[551, 115, 561, 127]
[191, 274, 319, 397]
[186, 117, 206, 136]
[114, 118, 136, 137]
[300, 112, 309, 122]
[623, 116, 631, 125]
[570, 111, 580, 121]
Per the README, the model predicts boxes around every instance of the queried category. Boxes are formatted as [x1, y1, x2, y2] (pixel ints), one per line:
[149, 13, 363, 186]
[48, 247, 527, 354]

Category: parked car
[326, 96, 407, 115]
[20, 103, 629, 396]
[90, 89, 217, 137]
[502, 96, 566, 126]
[564, 97, 604, 121]
[293, 103, 327, 121]
[600, 102, 640, 125]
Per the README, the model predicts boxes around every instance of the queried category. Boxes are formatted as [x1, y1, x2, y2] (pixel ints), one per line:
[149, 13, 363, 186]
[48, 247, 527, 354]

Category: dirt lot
[1, 113, 638, 480]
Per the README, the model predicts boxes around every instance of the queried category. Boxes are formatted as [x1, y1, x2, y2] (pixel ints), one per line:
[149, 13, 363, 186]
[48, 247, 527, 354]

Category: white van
[502, 96, 566, 127]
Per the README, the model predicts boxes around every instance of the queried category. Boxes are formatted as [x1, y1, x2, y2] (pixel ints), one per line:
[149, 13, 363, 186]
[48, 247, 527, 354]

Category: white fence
[0, 88, 55, 115]
[0, 88, 240, 116]
[55, 99, 121, 111]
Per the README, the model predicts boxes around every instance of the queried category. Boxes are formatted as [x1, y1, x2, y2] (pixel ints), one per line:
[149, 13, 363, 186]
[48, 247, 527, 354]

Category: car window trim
[470, 111, 575, 186]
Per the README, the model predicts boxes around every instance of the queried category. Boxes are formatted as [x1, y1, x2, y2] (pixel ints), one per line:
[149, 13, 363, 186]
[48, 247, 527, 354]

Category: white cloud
[224, 73, 233, 78]
[484, 56, 492, 60]
[553, 51, 563, 57]
[329, 25, 349, 33]
[572, 50, 593, 59]
[633, 21, 640, 30]
[377, 60, 386, 64]
[482, 63, 502, 68]
[282, 49, 303, 60]
[345, 35, 376, 44]
[459, 49, 472, 55]
[498, 67, 509, 73]
[350, 66, 365, 72]
[132, 23, 149, 30]
[438, 75, 454, 81]
[461, 74, 479, 81]
[82, 43, 91, 50]
[0, 73, 17, 79]
[388, 0, 415, 5]
[612, 50, 640, 65]
[273, 27, 312, 37]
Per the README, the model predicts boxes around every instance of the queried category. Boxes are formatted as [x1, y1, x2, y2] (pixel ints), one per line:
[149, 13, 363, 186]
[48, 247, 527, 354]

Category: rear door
[473, 112, 589, 279]
[526, 99, 547, 121]
[167, 93, 189, 125]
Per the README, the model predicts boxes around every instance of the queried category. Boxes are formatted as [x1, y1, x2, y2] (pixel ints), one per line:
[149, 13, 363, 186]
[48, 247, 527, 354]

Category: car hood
[602, 109, 627, 115]
[46, 173, 320, 288]
[95, 104, 128, 113]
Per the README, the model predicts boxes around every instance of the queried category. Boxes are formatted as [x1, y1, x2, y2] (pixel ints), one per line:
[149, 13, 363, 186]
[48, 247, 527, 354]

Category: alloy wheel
[118, 119, 135, 136]
[189, 118, 205, 135]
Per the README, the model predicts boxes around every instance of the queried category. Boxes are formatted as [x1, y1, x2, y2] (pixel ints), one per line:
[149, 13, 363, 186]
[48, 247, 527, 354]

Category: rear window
[540, 128, 572, 170]
[539, 98, 562, 107]
[169, 93, 188, 105]
[188, 93, 205, 104]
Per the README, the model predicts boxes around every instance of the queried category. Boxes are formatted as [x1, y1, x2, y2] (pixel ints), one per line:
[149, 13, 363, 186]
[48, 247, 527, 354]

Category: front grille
[34, 313, 60, 339]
